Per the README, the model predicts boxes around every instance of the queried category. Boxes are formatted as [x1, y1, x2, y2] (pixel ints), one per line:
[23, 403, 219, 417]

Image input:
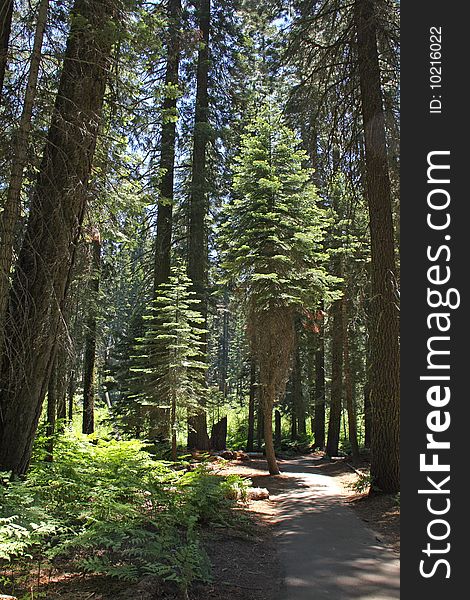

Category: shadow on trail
[247, 455, 400, 600]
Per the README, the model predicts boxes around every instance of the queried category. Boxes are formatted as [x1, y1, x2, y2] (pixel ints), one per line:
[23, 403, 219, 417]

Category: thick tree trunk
[325, 298, 343, 457]
[251, 307, 294, 474]
[0, 0, 50, 356]
[262, 387, 280, 475]
[210, 416, 227, 451]
[0, 0, 118, 475]
[246, 358, 256, 451]
[343, 295, 360, 461]
[0, 0, 13, 97]
[274, 409, 281, 448]
[82, 231, 101, 435]
[364, 379, 372, 448]
[187, 0, 211, 451]
[154, 0, 181, 290]
[355, 0, 400, 492]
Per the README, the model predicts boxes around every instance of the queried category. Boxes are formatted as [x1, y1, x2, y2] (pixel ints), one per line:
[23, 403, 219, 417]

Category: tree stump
[210, 416, 227, 451]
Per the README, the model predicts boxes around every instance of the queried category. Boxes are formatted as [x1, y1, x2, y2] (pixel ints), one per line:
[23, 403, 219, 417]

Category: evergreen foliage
[130, 265, 207, 457]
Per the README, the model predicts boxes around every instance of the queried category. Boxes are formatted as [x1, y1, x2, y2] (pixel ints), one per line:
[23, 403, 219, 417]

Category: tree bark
[0, 0, 119, 475]
[325, 298, 343, 457]
[0, 0, 13, 97]
[246, 357, 256, 451]
[355, 0, 400, 492]
[262, 387, 280, 475]
[274, 409, 281, 448]
[0, 0, 50, 356]
[364, 379, 372, 448]
[82, 231, 101, 435]
[209, 416, 227, 451]
[187, 0, 211, 451]
[154, 0, 181, 290]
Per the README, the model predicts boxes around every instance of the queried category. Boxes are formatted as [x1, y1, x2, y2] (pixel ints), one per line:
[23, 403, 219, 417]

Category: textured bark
[0, 0, 118, 475]
[251, 306, 294, 475]
[355, 0, 400, 492]
[0, 0, 13, 96]
[82, 232, 101, 435]
[325, 298, 343, 457]
[154, 0, 181, 290]
[274, 409, 281, 448]
[262, 387, 280, 475]
[210, 416, 227, 451]
[187, 0, 211, 451]
[246, 358, 256, 451]
[0, 0, 50, 356]
[364, 379, 372, 448]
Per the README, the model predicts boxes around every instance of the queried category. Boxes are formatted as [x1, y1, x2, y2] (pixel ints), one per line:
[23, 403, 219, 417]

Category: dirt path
[221, 455, 400, 600]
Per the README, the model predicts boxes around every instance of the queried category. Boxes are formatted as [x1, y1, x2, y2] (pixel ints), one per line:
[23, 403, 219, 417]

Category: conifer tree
[220, 108, 338, 474]
[131, 265, 207, 460]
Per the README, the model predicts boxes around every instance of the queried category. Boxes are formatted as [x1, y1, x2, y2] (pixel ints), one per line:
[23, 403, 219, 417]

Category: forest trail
[227, 456, 400, 600]
[272, 457, 400, 599]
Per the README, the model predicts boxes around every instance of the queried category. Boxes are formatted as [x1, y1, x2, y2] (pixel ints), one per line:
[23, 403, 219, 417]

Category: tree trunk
[364, 379, 372, 448]
[210, 416, 227, 451]
[262, 387, 280, 475]
[0, 0, 50, 356]
[256, 395, 263, 451]
[355, 0, 400, 492]
[82, 231, 101, 435]
[343, 295, 360, 461]
[0, 0, 13, 97]
[325, 298, 343, 457]
[187, 0, 211, 451]
[0, 0, 118, 475]
[154, 0, 181, 290]
[274, 409, 281, 448]
[247, 358, 256, 451]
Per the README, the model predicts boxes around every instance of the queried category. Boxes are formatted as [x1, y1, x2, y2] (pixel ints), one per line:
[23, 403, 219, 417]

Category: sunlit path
[271, 457, 400, 600]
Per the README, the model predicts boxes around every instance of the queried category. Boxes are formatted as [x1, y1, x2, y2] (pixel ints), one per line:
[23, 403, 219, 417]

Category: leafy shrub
[0, 433, 249, 596]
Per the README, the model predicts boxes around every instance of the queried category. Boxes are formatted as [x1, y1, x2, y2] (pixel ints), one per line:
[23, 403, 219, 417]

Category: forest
[0, 0, 400, 598]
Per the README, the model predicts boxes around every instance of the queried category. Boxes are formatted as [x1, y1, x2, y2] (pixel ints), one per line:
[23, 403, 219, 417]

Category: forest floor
[6, 452, 400, 600]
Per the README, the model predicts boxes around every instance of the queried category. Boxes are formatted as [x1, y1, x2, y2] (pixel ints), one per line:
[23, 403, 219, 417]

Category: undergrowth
[0, 433, 249, 598]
